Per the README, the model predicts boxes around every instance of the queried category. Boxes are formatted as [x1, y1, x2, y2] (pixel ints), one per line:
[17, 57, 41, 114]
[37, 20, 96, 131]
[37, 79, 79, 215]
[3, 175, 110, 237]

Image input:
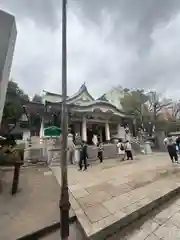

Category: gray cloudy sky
[1, 0, 180, 99]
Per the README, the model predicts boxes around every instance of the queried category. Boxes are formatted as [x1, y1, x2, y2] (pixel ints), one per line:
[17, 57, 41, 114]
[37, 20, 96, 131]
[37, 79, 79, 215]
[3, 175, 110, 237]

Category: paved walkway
[0, 166, 74, 240]
[51, 153, 180, 239]
[108, 195, 180, 240]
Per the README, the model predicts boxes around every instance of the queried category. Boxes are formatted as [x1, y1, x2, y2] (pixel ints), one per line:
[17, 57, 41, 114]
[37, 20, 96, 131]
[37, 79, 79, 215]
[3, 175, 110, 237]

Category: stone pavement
[0, 166, 74, 240]
[51, 153, 180, 239]
[107, 195, 180, 240]
[40, 221, 86, 240]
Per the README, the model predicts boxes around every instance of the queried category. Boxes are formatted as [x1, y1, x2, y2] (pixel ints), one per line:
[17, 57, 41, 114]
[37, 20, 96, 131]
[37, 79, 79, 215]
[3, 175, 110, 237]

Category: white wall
[23, 130, 31, 140]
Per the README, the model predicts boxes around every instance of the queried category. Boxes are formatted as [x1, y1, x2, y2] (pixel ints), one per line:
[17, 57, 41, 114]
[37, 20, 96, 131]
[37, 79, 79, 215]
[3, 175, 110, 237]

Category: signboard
[44, 126, 61, 137]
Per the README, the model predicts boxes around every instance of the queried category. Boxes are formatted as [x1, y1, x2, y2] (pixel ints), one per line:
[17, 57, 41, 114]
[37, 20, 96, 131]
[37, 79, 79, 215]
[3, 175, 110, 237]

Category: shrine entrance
[87, 123, 106, 145]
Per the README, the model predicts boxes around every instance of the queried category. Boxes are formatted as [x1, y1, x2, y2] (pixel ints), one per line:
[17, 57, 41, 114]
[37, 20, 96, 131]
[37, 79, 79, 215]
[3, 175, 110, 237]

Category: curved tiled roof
[76, 100, 124, 112]
[43, 83, 94, 102]
[66, 83, 94, 102]
[45, 99, 127, 117]
[42, 84, 131, 117]
[43, 90, 62, 97]
[73, 100, 126, 116]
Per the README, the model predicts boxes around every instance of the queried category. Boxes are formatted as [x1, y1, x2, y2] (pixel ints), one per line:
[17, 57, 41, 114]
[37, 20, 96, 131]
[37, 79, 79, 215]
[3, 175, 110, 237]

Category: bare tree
[147, 91, 172, 121]
[171, 101, 180, 119]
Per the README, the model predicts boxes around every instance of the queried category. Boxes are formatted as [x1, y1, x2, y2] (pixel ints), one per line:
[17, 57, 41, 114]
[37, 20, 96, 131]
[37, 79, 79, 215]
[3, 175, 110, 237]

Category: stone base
[51, 154, 180, 239]
[49, 144, 120, 165]
[88, 182, 180, 240]
[24, 147, 44, 163]
[87, 144, 118, 160]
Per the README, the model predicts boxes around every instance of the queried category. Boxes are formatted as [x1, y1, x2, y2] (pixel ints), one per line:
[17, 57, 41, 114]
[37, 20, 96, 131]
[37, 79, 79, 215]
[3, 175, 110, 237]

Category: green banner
[44, 126, 61, 137]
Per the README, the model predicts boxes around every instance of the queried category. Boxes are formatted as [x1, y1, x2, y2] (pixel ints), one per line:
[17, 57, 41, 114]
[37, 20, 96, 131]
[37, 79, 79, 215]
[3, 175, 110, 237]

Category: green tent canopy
[44, 126, 61, 137]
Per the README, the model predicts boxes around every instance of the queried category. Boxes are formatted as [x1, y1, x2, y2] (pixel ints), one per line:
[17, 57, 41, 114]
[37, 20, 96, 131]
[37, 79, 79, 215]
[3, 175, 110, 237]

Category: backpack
[120, 144, 124, 151]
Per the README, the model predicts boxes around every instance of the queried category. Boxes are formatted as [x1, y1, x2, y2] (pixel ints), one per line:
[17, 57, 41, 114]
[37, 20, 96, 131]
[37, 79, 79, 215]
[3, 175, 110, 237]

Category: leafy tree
[32, 94, 42, 103]
[121, 89, 150, 134]
[120, 88, 180, 135]
[5, 80, 29, 102]
[123, 88, 130, 93]
[0, 80, 29, 135]
[121, 89, 149, 118]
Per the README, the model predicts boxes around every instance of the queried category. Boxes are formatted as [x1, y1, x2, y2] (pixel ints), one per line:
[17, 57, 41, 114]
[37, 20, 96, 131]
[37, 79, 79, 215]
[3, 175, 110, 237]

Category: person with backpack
[117, 139, 125, 161]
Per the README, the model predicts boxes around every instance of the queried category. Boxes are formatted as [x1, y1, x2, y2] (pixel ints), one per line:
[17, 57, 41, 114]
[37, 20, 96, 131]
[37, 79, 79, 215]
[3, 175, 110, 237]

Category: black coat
[80, 144, 88, 159]
[176, 137, 180, 145]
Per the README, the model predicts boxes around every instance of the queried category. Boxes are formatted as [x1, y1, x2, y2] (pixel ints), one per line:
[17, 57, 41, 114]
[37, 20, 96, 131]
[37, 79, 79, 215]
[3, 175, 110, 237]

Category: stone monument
[0, 10, 17, 125]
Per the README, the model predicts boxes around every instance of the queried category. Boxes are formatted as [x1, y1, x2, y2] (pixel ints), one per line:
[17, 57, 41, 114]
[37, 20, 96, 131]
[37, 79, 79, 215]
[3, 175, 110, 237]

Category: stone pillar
[39, 118, 44, 144]
[117, 124, 120, 138]
[100, 128, 103, 142]
[82, 117, 87, 142]
[117, 124, 125, 139]
[23, 130, 30, 141]
[105, 121, 110, 142]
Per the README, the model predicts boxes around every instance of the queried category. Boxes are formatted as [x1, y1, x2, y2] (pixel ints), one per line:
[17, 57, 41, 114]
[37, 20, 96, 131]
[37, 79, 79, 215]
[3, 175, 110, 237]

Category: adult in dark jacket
[79, 141, 88, 171]
[164, 136, 178, 163]
[97, 141, 103, 163]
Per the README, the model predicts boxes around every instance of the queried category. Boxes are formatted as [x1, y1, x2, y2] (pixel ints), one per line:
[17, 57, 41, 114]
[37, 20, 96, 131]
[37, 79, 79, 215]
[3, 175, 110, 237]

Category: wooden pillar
[82, 117, 87, 142]
[105, 121, 110, 142]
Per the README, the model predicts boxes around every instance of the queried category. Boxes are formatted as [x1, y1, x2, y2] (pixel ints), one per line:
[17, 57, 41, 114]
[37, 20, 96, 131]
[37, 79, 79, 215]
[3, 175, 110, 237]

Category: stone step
[72, 177, 180, 240]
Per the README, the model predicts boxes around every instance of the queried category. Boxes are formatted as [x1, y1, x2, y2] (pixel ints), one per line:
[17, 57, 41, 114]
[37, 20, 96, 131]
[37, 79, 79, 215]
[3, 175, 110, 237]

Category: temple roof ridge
[42, 82, 94, 101]
[42, 84, 125, 111]
[66, 82, 94, 102]
[42, 90, 62, 97]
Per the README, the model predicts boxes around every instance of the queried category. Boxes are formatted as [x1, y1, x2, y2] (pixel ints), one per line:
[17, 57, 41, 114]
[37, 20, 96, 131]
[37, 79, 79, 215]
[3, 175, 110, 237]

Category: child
[117, 139, 125, 161]
[125, 140, 133, 160]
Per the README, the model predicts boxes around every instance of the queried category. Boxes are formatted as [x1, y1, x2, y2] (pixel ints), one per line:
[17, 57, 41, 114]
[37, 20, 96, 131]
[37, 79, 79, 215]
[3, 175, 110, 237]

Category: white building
[0, 10, 17, 125]
[25, 84, 129, 143]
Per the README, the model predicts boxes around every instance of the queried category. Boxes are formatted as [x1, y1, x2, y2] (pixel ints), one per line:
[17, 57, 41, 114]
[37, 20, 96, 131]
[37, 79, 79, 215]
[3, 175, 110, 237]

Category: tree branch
[135, 107, 141, 113]
[156, 102, 171, 113]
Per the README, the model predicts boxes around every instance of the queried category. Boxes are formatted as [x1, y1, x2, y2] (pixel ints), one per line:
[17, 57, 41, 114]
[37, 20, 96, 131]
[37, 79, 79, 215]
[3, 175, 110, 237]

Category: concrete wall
[22, 130, 31, 141]
[0, 10, 17, 125]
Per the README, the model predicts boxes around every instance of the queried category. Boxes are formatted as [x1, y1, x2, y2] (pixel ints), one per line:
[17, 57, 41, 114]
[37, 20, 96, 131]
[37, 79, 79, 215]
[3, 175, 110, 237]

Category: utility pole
[60, 0, 70, 239]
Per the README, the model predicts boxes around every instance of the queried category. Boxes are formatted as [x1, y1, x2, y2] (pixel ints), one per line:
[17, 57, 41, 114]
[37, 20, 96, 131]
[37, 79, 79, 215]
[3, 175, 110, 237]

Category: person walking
[67, 133, 75, 164]
[97, 141, 104, 163]
[117, 139, 125, 161]
[176, 136, 180, 155]
[125, 140, 133, 160]
[79, 141, 88, 171]
[164, 136, 178, 163]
